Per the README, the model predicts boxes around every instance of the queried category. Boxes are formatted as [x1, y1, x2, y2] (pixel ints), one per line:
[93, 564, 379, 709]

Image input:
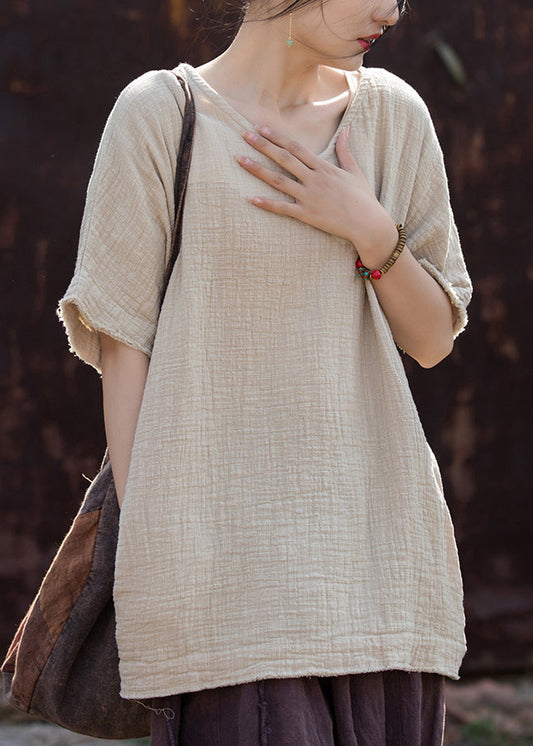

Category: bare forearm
[356, 222, 454, 368]
[100, 334, 150, 507]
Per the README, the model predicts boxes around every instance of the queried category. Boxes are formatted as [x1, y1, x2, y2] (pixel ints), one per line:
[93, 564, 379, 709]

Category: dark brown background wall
[1, 0, 532, 674]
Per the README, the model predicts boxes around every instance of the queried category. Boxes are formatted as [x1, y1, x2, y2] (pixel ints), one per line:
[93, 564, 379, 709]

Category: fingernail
[247, 196, 263, 206]
[257, 126, 271, 137]
[243, 130, 259, 142]
[344, 124, 351, 138]
[235, 155, 253, 166]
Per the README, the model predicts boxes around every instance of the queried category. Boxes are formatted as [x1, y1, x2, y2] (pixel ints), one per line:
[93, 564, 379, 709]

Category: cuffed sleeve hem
[58, 294, 154, 373]
[417, 258, 469, 338]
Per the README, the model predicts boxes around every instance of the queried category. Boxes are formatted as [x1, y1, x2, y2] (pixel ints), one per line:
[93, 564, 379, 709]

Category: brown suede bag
[1, 71, 195, 740]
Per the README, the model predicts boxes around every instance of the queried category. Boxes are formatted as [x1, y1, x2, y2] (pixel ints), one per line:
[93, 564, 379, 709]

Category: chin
[333, 55, 364, 72]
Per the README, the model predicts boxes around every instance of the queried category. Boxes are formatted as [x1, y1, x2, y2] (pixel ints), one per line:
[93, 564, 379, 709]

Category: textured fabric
[149, 672, 445, 745]
[58, 63, 472, 698]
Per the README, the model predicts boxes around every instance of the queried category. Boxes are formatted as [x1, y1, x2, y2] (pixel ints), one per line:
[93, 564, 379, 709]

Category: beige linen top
[59, 63, 472, 698]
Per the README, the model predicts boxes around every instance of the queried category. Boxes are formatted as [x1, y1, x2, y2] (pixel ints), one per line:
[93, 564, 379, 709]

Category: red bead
[356, 258, 362, 269]
[371, 269, 382, 280]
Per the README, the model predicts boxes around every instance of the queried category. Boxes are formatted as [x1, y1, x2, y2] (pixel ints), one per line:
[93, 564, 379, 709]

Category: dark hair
[253, 0, 407, 21]
[196, 0, 408, 48]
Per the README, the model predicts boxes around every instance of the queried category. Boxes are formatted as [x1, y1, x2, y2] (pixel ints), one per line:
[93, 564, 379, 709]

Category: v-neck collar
[179, 63, 367, 158]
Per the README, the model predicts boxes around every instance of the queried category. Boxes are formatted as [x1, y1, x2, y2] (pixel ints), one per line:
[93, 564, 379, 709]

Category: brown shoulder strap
[99, 72, 195, 471]
[161, 71, 196, 306]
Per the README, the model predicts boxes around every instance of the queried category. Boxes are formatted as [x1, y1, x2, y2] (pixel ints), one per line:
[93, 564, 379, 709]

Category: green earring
[287, 13, 294, 47]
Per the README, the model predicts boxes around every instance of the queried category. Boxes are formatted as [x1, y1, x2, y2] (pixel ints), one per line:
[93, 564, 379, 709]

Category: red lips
[357, 33, 382, 51]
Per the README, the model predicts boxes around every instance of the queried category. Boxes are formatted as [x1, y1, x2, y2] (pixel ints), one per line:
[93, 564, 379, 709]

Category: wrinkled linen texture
[59, 63, 472, 699]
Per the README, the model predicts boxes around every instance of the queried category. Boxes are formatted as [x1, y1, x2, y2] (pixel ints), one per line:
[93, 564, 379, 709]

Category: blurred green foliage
[459, 719, 533, 745]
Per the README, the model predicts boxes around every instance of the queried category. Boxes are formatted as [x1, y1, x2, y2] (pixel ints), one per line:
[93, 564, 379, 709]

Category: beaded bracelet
[355, 224, 406, 280]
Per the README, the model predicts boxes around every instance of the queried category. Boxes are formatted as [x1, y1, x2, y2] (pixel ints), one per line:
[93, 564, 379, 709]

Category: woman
[59, 0, 472, 742]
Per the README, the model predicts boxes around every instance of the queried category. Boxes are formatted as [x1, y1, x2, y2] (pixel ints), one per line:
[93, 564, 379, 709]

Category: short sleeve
[404, 106, 472, 338]
[58, 69, 186, 372]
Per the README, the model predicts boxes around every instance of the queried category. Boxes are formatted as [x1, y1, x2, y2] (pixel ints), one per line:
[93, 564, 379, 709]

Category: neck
[198, 16, 344, 113]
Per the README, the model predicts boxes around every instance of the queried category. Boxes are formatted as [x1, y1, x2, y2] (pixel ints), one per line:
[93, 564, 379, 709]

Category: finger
[246, 195, 305, 220]
[256, 126, 322, 169]
[241, 130, 309, 182]
[335, 126, 360, 174]
[235, 154, 303, 199]
[244, 127, 321, 175]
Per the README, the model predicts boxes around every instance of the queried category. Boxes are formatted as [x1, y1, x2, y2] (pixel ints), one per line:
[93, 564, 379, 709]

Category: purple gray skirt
[150, 671, 445, 745]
